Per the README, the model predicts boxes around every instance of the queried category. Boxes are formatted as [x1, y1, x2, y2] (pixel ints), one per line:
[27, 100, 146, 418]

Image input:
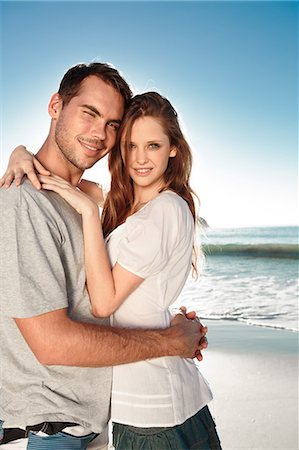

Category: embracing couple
[0, 62, 221, 450]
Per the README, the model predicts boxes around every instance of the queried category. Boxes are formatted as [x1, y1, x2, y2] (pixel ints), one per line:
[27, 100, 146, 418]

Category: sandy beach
[198, 320, 298, 450]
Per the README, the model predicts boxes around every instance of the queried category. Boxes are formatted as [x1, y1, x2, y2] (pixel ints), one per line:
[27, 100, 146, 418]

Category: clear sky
[1, 0, 297, 228]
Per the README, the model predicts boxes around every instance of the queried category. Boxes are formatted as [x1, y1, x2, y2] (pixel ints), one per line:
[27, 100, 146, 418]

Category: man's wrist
[156, 326, 181, 357]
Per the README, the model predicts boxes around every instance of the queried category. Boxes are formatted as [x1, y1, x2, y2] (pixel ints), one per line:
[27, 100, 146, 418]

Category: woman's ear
[48, 93, 63, 119]
[169, 146, 177, 158]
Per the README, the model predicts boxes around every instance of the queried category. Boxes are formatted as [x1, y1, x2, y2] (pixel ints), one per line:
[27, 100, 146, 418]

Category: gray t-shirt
[0, 180, 111, 434]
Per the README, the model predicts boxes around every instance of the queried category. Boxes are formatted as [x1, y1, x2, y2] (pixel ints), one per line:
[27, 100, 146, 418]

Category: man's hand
[178, 306, 208, 361]
[168, 312, 208, 361]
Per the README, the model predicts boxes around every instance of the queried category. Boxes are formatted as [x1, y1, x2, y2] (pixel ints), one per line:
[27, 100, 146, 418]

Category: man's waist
[0, 421, 78, 445]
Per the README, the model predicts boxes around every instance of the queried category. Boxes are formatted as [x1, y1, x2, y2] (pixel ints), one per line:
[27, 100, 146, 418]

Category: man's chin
[84, 157, 103, 170]
[80, 151, 110, 169]
[69, 157, 100, 171]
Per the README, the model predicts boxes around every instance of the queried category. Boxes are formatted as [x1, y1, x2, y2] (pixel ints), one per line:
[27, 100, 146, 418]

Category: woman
[2, 92, 221, 450]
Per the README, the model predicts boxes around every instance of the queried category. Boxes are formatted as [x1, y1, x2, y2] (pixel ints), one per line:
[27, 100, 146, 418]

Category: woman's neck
[133, 188, 159, 210]
[131, 184, 168, 214]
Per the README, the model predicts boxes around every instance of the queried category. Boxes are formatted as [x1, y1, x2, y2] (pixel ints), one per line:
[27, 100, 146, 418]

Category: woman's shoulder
[126, 191, 193, 233]
[141, 190, 183, 208]
[149, 190, 191, 217]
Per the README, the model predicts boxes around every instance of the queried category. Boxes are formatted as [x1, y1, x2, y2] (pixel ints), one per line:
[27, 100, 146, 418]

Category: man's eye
[108, 122, 119, 131]
[84, 111, 96, 118]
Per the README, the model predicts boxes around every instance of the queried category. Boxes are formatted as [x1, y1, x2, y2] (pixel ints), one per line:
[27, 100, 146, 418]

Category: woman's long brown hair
[102, 92, 199, 274]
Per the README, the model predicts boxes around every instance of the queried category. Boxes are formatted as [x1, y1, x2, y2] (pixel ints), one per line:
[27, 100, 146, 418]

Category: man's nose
[91, 121, 106, 141]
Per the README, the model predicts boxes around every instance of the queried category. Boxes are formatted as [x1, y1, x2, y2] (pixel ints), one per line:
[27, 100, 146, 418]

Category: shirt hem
[111, 398, 212, 428]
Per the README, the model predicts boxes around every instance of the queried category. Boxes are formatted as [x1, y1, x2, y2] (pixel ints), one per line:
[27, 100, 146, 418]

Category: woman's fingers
[0, 155, 49, 190]
[38, 175, 97, 216]
[13, 170, 26, 187]
[38, 174, 72, 187]
[40, 182, 63, 194]
[25, 169, 43, 190]
[0, 171, 16, 189]
[0, 172, 9, 188]
[39, 177, 75, 196]
[40, 182, 84, 215]
[33, 157, 51, 176]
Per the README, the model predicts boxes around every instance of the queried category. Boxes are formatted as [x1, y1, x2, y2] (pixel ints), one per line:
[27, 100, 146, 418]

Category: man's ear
[169, 146, 177, 157]
[48, 93, 63, 119]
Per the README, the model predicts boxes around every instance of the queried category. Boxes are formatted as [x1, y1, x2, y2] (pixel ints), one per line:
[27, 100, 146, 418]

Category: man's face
[54, 76, 125, 171]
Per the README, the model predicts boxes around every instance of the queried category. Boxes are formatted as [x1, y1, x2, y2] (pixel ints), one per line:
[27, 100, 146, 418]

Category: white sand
[199, 321, 298, 450]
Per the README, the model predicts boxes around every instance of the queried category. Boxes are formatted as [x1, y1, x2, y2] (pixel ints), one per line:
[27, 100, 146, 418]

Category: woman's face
[120, 116, 176, 196]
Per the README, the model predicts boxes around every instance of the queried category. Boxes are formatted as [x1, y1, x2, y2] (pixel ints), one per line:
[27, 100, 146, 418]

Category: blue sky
[1, 1, 297, 227]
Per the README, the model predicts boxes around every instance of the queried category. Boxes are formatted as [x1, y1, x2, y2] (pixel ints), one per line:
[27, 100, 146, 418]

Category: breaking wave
[203, 243, 299, 259]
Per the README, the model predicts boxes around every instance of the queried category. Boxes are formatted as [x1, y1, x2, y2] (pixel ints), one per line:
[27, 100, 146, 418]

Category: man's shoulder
[0, 180, 80, 230]
[0, 180, 48, 209]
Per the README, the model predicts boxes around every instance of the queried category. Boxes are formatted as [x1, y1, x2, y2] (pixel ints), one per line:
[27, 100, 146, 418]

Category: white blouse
[106, 191, 213, 427]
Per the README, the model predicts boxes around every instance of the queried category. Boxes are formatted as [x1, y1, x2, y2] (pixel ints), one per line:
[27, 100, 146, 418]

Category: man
[0, 63, 207, 449]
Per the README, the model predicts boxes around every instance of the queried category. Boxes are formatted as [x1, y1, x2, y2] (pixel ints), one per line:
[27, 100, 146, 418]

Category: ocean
[173, 226, 298, 332]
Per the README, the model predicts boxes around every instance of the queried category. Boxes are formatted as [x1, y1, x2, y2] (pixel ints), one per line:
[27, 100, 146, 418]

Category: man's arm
[15, 308, 205, 367]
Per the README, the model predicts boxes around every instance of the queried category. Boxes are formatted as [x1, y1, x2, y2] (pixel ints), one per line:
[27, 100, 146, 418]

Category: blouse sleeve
[116, 194, 187, 279]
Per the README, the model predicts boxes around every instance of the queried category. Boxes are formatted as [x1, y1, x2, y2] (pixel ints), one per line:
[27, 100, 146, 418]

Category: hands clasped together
[172, 306, 208, 362]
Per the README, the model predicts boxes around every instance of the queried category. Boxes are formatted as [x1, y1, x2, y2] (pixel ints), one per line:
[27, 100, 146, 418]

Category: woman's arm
[78, 179, 105, 207]
[39, 174, 144, 317]
[0, 145, 50, 189]
[82, 206, 144, 317]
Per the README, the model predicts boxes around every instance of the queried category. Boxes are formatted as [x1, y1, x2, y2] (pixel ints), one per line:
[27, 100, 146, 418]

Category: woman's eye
[149, 143, 160, 149]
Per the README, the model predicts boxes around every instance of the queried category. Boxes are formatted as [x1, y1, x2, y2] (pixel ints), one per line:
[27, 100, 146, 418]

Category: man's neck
[35, 138, 83, 186]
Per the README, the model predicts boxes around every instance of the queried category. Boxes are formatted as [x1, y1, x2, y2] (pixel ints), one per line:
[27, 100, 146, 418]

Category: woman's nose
[136, 148, 148, 164]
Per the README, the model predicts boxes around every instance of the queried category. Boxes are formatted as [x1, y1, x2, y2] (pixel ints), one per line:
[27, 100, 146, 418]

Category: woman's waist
[112, 306, 172, 328]
[112, 356, 202, 398]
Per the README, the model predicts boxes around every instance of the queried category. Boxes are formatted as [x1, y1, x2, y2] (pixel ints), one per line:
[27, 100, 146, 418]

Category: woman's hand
[0, 145, 50, 190]
[39, 174, 98, 216]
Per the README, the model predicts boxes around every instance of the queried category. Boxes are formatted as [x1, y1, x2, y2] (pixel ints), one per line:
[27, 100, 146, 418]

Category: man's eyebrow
[81, 104, 122, 124]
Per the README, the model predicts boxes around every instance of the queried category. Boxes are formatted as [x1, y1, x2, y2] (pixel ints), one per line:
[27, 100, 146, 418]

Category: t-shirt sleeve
[0, 194, 68, 318]
[116, 196, 181, 279]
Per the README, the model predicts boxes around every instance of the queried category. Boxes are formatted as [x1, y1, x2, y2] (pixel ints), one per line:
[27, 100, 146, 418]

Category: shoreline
[202, 319, 298, 354]
[201, 317, 298, 333]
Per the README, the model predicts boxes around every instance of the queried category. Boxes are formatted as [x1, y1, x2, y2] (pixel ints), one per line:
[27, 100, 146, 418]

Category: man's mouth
[78, 139, 104, 154]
